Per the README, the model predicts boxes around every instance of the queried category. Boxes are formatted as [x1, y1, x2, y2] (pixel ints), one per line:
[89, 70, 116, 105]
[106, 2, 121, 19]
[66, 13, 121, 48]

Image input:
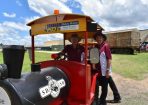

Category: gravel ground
[106, 73, 148, 105]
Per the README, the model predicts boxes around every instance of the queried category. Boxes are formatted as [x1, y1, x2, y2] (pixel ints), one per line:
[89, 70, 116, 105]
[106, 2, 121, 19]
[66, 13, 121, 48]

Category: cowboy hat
[93, 30, 107, 41]
[69, 33, 81, 42]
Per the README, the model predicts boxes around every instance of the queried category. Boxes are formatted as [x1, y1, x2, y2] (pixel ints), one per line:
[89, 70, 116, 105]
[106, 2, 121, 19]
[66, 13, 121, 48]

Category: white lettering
[39, 85, 51, 98]
[39, 76, 66, 99]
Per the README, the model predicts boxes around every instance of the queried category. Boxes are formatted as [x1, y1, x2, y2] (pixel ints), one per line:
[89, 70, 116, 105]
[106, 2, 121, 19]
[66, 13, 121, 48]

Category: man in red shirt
[61, 34, 85, 62]
[93, 31, 121, 105]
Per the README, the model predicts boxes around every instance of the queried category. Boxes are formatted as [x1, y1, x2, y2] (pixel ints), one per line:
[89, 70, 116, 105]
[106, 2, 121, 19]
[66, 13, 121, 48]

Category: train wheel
[0, 81, 22, 105]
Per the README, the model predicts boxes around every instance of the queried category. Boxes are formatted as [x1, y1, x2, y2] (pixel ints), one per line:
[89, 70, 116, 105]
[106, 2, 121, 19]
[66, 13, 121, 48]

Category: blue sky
[1, 0, 148, 46]
[0, 0, 36, 23]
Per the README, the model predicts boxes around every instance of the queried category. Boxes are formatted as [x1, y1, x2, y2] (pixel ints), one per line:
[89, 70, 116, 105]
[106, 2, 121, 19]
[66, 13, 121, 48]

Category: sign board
[39, 76, 66, 99]
[31, 18, 87, 35]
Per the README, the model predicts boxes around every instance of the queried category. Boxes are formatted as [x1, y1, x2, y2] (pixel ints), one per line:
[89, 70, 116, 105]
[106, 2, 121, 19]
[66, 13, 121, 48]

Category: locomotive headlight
[0, 87, 11, 105]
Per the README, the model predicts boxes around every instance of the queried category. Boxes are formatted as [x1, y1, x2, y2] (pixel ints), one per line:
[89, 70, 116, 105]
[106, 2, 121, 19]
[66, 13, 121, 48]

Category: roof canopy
[27, 13, 103, 40]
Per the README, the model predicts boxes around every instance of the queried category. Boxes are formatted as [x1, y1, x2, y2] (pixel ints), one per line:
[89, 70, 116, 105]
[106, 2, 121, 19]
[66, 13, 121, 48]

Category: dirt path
[107, 73, 148, 105]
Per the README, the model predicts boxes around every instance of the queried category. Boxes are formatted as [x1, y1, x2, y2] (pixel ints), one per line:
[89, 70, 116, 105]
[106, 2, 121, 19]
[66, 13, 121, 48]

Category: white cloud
[76, 0, 148, 31]
[2, 21, 28, 31]
[75, 0, 104, 18]
[0, 21, 30, 45]
[16, 0, 22, 6]
[27, 0, 72, 16]
[24, 16, 40, 24]
[141, 0, 148, 5]
[59, 0, 68, 3]
[3, 12, 16, 18]
[0, 20, 63, 46]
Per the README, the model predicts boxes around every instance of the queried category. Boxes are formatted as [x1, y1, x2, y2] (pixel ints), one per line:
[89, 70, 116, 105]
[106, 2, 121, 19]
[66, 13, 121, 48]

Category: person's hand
[106, 70, 110, 78]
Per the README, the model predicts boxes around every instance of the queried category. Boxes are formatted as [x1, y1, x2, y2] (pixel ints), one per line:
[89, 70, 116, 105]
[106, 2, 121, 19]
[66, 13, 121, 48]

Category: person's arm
[106, 59, 111, 78]
[56, 45, 68, 59]
[105, 43, 112, 78]
[59, 45, 68, 54]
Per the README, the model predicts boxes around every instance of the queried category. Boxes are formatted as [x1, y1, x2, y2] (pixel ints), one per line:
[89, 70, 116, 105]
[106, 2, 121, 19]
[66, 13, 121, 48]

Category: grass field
[112, 53, 148, 80]
[22, 51, 52, 72]
[0, 51, 148, 80]
[0, 51, 52, 72]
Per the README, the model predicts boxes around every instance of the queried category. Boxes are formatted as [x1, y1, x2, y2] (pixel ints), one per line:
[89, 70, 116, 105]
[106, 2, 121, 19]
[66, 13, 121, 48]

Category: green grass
[0, 51, 52, 72]
[112, 53, 148, 80]
[0, 51, 148, 80]
[22, 51, 52, 72]
[0, 52, 3, 64]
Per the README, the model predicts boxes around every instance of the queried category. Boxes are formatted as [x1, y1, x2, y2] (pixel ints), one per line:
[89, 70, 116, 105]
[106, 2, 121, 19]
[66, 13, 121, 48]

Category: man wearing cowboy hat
[61, 33, 84, 62]
[93, 30, 121, 105]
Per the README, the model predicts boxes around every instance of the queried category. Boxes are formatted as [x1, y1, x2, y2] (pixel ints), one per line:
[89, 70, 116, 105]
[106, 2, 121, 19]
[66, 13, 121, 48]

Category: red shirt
[95, 42, 112, 76]
[97, 42, 112, 59]
[62, 44, 85, 62]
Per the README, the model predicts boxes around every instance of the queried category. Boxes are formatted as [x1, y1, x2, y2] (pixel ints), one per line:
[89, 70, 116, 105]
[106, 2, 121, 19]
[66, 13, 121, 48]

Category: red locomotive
[0, 12, 103, 105]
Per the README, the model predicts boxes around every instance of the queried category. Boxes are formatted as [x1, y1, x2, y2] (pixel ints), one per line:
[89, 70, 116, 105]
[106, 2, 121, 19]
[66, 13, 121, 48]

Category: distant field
[0, 51, 53, 72]
[112, 53, 148, 80]
[22, 51, 53, 72]
[0, 51, 148, 80]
